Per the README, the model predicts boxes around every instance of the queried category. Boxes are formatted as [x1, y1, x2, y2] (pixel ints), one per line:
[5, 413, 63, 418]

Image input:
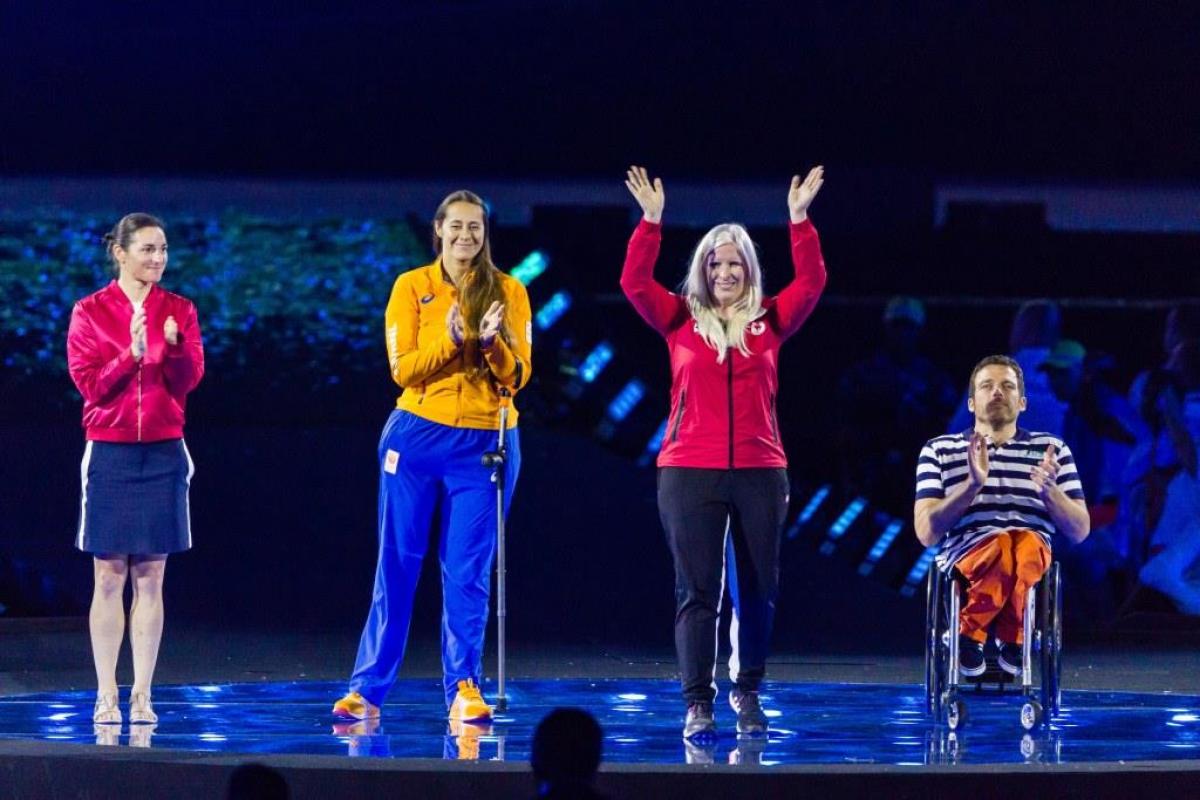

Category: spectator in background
[837, 296, 956, 513]
[1040, 339, 1143, 619]
[1115, 305, 1200, 572]
[531, 708, 605, 799]
[1127, 309, 1200, 614]
[1041, 340, 1143, 519]
[948, 299, 1067, 437]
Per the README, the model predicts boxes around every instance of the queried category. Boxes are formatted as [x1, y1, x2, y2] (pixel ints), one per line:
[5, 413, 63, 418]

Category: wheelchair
[924, 561, 1062, 731]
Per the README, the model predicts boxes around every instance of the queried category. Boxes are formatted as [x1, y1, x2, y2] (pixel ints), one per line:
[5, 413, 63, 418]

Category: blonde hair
[679, 223, 764, 363]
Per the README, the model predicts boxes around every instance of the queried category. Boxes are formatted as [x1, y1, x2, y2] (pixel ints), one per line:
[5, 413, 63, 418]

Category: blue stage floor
[2, 679, 1199, 766]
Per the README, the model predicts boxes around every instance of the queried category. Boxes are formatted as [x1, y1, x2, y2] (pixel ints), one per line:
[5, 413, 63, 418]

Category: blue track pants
[349, 410, 520, 708]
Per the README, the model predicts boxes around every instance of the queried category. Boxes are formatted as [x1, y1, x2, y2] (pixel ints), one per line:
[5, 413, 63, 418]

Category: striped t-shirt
[915, 429, 1086, 571]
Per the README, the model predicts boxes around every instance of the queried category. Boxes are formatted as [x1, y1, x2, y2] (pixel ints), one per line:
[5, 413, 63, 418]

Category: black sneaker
[996, 639, 1023, 676]
[958, 636, 986, 677]
[683, 701, 716, 740]
[728, 688, 768, 735]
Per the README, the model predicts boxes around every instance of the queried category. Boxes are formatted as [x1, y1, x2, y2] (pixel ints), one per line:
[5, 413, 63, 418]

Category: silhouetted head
[531, 707, 603, 791]
[1009, 299, 1060, 352]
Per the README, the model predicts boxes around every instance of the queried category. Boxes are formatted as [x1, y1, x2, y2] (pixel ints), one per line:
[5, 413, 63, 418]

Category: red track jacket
[67, 281, 205, 442]
[620, 219, 826, 469]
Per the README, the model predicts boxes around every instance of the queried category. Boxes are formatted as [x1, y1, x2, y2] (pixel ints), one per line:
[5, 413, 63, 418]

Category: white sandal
[129, 691, 158, 724]
[93, 692, 121, 725]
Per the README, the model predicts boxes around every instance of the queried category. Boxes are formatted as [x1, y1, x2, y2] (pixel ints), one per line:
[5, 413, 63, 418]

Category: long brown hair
[432, 190, 511, 379]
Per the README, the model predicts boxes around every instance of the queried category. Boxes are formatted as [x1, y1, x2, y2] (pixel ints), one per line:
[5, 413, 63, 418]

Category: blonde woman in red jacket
[621, 166, 826, 740]
[67, 213, 205, 726]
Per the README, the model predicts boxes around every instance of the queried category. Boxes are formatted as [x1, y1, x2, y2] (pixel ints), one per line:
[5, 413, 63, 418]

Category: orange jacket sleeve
[385, 274, 461, 388]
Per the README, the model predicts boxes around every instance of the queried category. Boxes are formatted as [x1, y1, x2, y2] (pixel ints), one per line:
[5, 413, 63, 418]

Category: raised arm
[619, 165, 687, 335]
[385, 277, 461, 388]
[775, 167, 828, 337]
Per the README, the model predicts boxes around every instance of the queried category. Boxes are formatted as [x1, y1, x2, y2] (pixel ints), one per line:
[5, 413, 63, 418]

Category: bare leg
[90, 555, 129, 696]
[129, 555, 167, 696]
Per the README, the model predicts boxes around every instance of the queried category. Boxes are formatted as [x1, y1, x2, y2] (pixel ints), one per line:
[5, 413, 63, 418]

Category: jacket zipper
[670, 390, 687, 442]
[727, 353, 734, 468]
[137, 362, 143, 442]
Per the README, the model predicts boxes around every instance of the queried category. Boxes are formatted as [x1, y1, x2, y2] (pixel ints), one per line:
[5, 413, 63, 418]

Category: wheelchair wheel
[1038, 563, 1063, 716]
[925, 568, 947, 717]
[1050, 563, 1063, 713]
[1021, 699, 1044, 731]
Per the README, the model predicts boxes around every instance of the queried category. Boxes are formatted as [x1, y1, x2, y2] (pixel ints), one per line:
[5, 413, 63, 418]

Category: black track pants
[657, 467, 789, 704]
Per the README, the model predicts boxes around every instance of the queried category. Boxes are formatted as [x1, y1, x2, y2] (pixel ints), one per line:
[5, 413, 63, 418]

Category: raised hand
[164, 315, 179, 346]
[787, 165, 825, 223]
[1030, 444, 1059, 498]
[446, 303, 465, 347]
[624, 165, 664, 224]
[130, 305, 147, 359]
[967, 431, 990, 488]
[479, 301, 504, 349]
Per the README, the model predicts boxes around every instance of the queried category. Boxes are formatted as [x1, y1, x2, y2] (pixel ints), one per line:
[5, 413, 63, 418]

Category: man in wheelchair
[914, 355, 1090, 678]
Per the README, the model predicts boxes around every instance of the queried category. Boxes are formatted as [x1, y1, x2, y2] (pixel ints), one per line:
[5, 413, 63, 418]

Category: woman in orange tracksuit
[333, 190, 532, 723]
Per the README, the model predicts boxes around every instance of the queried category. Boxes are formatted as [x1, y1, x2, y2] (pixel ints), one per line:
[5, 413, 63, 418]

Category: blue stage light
[637, 417, 669, 466]
[510, 250, 549, 285]
[579, 341, 614, 383]
[535, 290, 572, 331]
[858, 520, 905, 576]
[899, 547, 939, 597]
[606, 379, 646, 423]
[785, 484, 831, 540]
[827, 498, 867, 539]
[819, 497, 867, 554]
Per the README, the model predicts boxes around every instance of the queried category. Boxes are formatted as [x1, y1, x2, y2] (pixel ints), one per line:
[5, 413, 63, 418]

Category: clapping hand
[479, 301, 504, 349]
[130, 305, 147, 359]
[446, 303, 465, 347]
[1030, 445, 1060, 499]
[624, 165, 664, 224]
[967, 431, 990, 488]
[788, 166, 825, 223]
[164, 315, 179, 346]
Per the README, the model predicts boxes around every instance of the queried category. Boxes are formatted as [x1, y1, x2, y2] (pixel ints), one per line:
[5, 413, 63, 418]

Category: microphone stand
[481, 387, 511, 712]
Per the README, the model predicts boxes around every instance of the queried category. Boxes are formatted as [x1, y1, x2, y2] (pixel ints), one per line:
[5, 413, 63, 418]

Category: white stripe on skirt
[181, 439, 195, 549]
[76, 441, 94, 550]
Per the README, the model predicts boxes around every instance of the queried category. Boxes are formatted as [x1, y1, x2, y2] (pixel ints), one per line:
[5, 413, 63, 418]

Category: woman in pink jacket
[621, 166, 826, 740]
[67, 213, 205, 726]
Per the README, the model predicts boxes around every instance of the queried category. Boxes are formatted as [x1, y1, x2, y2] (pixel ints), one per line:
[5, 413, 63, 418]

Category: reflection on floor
[2, 679, 1198, 766]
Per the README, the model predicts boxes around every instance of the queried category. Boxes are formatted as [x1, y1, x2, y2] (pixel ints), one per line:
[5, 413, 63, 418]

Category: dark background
[1, 2, 1197, 658]
[3, 2, 1198, 181]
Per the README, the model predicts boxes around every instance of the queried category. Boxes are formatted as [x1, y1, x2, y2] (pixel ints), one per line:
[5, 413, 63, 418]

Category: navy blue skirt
[76, 440, 194, 555]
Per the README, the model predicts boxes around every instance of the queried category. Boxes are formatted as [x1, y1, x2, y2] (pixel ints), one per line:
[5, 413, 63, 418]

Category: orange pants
[955, 529, 1050, 645]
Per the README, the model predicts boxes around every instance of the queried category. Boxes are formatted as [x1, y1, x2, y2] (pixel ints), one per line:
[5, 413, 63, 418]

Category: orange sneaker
[447, 679, 492, 722]
[332, 691, 380, 720]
